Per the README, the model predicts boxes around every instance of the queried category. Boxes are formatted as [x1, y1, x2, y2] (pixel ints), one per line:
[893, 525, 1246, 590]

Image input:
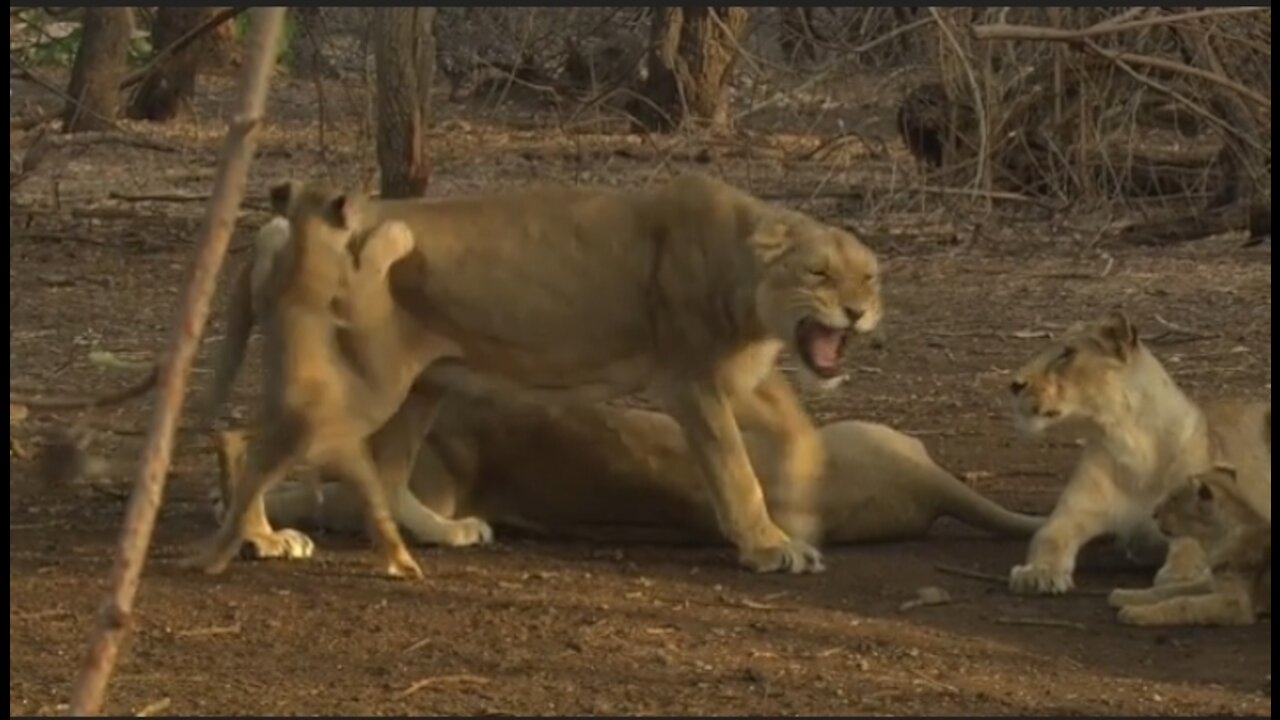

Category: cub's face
[755, 218, 881, 385]
[1007, 310, 1140, 436]
[1153, 466, 1237, 542]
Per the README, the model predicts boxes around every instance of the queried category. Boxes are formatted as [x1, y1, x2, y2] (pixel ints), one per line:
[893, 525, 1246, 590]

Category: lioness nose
[1009, 379, 1028, 395]
[844, 306, 864, 324]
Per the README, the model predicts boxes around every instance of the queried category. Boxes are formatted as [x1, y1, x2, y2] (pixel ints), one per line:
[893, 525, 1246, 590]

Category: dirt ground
[9, 74, 1272, 716]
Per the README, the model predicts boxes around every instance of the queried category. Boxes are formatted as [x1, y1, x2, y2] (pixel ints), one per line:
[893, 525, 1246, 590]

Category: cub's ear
[358, 221, 415, 277]
[268, 181, 302, 217]
[1096, 308, 1139, 360]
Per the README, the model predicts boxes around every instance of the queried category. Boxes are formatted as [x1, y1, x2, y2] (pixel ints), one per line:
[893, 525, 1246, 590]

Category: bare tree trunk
[631, 6, 748, 133]
[127, 6, 221, 122]
[66, 7, 288, 715]
[62, 7, 133, 133]
[373, 7, 434, 198]
[290, 7, 338, 80]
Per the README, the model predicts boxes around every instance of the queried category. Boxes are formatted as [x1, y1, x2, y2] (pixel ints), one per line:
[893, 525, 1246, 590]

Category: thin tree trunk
[373, 7, 433, 198]
[631, 6, 748, 133]
[127, 6, 220, 122]
[62, 7, 133, 133]
[66, 8, 288, 715]
[290, 7, 338, 80]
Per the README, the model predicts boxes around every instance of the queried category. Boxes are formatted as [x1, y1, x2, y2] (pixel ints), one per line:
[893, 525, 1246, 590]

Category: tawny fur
[1005, 309, 1270, 595]
[214, 173, 883, 574]
[184, 198, 442, 578]
[215, 366, 1044, 546]
[1109, 464, 1271, 626]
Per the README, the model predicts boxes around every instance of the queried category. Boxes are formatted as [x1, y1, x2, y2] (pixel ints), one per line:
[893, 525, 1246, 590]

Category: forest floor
[9, 72, 1272, 716]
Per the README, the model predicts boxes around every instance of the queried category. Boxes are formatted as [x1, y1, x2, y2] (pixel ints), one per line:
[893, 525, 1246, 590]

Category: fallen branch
[396, 674, 491, 699]
[993, 616, 1087, 631]
[10, 367, 158, 411]
[972, 7, 1266, 43]
[108, 191, 210, 203]
[934, 563, 1008, 586]
[67, 9, 288, 716]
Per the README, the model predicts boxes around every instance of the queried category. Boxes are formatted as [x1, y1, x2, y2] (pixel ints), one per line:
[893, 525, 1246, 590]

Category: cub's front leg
[1117, 582, 1257, 627]
[668, 380, 823, 574]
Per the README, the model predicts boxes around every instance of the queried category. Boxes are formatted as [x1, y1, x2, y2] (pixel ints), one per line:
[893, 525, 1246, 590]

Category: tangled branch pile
[896, 8, 1270, 234]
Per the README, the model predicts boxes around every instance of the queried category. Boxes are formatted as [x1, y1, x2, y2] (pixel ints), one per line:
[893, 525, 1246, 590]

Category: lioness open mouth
[795, 318, 849, 379]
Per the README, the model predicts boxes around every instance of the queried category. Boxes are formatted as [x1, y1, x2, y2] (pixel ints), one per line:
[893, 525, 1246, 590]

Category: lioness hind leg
[668, 383, 823, 574]
[1117, 590, 1256, 626]
[181, 430, 307, 575]
[318, 446, 424, 579]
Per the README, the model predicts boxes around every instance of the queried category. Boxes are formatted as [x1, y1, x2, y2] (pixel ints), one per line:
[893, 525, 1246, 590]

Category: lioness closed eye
[234, 173, 883, 575]
[1108, 464, 1271, 626]
[1005, 309, 1270, 596]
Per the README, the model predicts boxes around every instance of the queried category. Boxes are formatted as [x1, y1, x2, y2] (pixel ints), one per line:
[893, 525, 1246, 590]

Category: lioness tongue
[808, 330, 841, 370]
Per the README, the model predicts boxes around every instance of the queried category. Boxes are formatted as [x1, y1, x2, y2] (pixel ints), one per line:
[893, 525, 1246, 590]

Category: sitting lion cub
[183, 188, 471, 579]
[1005, 309, 1270, 595]
[1109, 463, 1271, 626]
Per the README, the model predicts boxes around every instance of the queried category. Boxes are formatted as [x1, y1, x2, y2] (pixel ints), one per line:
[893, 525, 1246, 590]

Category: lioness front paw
[239, 529, 316, 561]
[740, 537, 825, 574]
[1009, 563, 1074, 595]
[442, 517, 495, 547]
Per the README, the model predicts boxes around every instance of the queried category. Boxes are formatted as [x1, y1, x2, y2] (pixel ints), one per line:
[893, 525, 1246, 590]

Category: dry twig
[66, 9, 288, 716]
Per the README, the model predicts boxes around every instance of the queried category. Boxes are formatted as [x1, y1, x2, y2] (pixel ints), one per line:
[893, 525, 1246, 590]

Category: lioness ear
[324, 194, 363, 231]
[1196, 482, 1216, 502]
[1097, 308, 1139, 360]
[359, 221, 415, 277]
[268, 181, 301, 217]
[749, 221, 793, 266]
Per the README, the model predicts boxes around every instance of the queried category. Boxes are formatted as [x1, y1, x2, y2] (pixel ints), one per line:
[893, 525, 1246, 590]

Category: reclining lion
[215, 366, 1045, 548]
[207, 173, 883, 575]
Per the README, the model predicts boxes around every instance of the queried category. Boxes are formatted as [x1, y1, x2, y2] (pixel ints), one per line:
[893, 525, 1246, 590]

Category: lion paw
[1116, 604, 1160, 626]
[740, 537, 825, 575]
[382, 549, 425, 580]
[1009, 563, 1074, 595]
[442, 517, 495, 547]
[239, 529, 316, 561]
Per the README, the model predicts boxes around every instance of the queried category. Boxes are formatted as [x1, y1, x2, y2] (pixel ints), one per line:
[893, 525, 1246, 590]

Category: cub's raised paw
[443, 517, 495, 547]
[741, 538, 825, 575]
[1009, 563, 1073, 595]
[239, 529, 316, 561]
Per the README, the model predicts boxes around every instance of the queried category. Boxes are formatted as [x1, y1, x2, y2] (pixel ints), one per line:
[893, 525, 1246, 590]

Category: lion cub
[1109, 463, 1271, 626]
[1006, 309, 1269, 595]
[183, 186, 456, 578]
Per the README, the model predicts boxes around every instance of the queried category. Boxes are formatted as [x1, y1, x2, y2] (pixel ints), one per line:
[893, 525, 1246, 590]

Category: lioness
[214, 366, 1044, 547]
[233, 173, 882, 575]
[1006, 309, 1270, 595]
[1109, 463, 1271, 626]
[183, 203, 453, 578]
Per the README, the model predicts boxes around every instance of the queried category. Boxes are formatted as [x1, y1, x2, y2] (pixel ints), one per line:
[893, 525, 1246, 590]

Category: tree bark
[289, 7, 338, 80]
[62, 7, 133, 133]
[631, 6, 748, 133]
[127, 6, 221, 122]
[373, 7, 435, 198]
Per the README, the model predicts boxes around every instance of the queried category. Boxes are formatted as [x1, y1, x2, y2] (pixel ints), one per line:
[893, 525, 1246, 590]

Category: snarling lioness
[183, 207, 443, 578]
[1108, 462, 1271, 626]
[204, 173, 883, 575]
[1006, 309, 1270, 595]
[213, 368, 1044, 548]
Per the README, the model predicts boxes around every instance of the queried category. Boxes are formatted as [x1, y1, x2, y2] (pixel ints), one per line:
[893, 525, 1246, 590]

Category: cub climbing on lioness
[183, 188, 476, 578]
[1109, 462, 1271, 626]
[1005, 309, 1270, 595]
[230, 173, 882, 575]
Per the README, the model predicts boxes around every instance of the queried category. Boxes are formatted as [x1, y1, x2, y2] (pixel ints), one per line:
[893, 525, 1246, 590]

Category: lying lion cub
[1107, 463, 1271, 626]
[231, 173, 882, 575]
[1006, 309, 1270, 595]
[214, 365, 1044, 547]
[184, 192, 462, 578]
